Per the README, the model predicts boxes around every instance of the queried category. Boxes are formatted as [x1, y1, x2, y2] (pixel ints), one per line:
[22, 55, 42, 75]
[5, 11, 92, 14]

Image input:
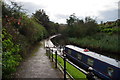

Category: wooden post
[52, 49, 53, 62]
[55, 51, 57, 68]
[49, 48, 50, 59]
[46, 48, 47, 54]
[46, 47, 48, 55]
[64, 54, 66, 80]
[60, 45, 61, 52]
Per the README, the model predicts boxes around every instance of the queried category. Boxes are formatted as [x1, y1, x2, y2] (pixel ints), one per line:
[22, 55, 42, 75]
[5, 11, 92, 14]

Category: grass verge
[52, 54, 87, 79]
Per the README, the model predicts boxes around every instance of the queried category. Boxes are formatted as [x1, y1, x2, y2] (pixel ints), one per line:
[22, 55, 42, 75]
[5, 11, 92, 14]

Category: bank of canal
[51, 35, 120, 61]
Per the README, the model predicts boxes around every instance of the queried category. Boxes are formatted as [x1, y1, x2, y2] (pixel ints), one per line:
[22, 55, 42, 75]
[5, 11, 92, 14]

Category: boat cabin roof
[66, 45, 120, 68]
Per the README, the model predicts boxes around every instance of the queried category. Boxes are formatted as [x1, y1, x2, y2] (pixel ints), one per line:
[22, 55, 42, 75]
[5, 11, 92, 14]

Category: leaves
[2, 28, 22, 77]
[2, 1, 48, 78]
[65, 16, 98, 38]
[68, 34, 119, 53]
[33, 9, 60, 35]
[98, 22, 120, 34]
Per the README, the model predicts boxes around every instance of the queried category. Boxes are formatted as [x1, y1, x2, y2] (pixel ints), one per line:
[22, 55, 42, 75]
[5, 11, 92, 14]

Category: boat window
[87, 58, 94, 66]
[108, 67, 114, 77]
[77, 53, 82, 60]
[68, 49, 71, 55]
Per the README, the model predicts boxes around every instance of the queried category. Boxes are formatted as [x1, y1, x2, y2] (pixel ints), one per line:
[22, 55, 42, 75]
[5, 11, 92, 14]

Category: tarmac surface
[14, 40, 63, 78]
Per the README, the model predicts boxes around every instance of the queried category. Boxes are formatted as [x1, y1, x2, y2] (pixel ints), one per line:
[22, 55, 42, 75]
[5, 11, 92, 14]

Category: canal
[51, 35, 120, 61]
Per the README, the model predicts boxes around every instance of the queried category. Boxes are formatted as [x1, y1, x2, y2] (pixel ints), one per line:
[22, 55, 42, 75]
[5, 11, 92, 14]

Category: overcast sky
[5, 0, 119, 24]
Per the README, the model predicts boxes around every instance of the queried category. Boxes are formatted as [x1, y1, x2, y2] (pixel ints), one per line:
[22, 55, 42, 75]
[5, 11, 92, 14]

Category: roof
[66, 45, 120, 68]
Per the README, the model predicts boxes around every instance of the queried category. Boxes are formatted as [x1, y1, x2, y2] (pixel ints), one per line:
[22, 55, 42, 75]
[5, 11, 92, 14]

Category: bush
[65, 15, 98, 38]
[19, 15, 48, 44]
[68, 34, 119, 53]
[2, 28, 22, 78]
[2, 1, 48, 78]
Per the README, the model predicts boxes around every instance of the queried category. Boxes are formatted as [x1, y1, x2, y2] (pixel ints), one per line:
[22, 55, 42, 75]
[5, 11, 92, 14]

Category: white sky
[5, 0, 119, 24]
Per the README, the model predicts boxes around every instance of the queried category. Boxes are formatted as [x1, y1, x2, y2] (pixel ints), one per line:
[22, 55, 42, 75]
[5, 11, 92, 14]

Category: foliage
[85, 17, 96, 23]
[33, 9, 60, 35]
[66, 13, 77, 26]
[60, 14, 119, 56]
[2, 1, 25, 30]
[64, 14, 98, 38]
[2, 1, 49, 78]
[99, 25, 120, 34]
[2, 28, 22, 78]
[19, 15, 48, 43]
[33, 9, 49, 29]
[117, 19, 120, 26]
[68, 33, 119, 53]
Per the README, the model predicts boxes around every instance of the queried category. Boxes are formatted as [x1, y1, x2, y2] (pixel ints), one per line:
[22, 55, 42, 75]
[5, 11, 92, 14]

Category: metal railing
[46, 47, 89, 80]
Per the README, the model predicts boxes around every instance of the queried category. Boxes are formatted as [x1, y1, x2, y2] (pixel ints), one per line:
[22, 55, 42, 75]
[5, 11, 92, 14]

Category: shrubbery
[2, 28, 22, 78]
[68, 33, 119, 53]
[19, 15, 48, 43]
[61, 14, 119, 56]
[2, 1, 48, 78]
[98, 25, 120, 34]
[63, 15, 98, 38]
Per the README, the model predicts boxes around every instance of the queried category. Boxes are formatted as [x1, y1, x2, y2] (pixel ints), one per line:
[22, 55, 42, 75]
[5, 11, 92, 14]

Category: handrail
[46, 47, 89, 80]
[66, 59, 88, 75]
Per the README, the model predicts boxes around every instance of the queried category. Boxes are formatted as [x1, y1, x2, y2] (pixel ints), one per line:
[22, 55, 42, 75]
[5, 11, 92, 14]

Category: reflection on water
[51, 35, 68, 46]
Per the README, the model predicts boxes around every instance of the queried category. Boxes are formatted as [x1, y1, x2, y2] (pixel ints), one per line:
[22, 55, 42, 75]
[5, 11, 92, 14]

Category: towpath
[14, 39, 63, 78]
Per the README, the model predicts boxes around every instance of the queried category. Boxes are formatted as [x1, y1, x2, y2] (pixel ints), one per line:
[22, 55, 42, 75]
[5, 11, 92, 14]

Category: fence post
[60, 45, 61, 52]
[55, 51, 57, 68]
[49, 48, 50, 59]
[46, 47, 49, 55]
[52, 49, 53, 62]
[64, 54, 66, 80]
[46, 48, 47, 54]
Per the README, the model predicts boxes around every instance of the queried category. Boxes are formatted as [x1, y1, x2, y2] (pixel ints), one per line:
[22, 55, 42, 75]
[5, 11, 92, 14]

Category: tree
[33, 9, 60, 35]
[85, 17, 96, 23]
[33, 9, 49, 29]
[66, 13, 77, 26]
[65, 15, 98, 38]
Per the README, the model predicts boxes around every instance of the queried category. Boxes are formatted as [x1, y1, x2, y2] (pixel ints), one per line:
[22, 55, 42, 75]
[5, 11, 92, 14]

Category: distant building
[103, 19, 120, 27]
[105, 21, 115, 25]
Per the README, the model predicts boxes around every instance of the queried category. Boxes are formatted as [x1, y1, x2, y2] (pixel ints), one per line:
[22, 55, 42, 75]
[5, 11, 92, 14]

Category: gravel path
[14, 40, 63, 78]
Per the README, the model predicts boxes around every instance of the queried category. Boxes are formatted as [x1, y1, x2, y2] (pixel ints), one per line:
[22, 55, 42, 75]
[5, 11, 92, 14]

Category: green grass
[53, 54, 87, 79]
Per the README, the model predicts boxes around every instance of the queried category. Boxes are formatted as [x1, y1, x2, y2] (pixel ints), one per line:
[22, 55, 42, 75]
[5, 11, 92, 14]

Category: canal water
[45, 35, 63, 55]
[51, 35, 120, 61]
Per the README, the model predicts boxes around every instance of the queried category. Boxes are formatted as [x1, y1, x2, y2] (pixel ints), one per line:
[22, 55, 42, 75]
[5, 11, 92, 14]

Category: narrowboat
[64, 45, 120, 80]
